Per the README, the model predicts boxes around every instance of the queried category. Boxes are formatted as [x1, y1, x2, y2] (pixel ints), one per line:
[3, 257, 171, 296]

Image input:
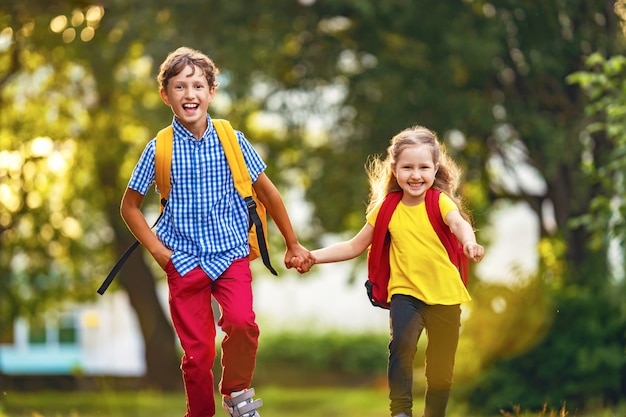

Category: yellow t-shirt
[367, 193, 471, 305]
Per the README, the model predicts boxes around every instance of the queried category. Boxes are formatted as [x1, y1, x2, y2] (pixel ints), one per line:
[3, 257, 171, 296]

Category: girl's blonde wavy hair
[366, 125, 470, 222]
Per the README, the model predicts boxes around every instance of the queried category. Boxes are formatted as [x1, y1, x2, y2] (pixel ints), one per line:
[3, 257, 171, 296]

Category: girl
[302, 125, 484, 417]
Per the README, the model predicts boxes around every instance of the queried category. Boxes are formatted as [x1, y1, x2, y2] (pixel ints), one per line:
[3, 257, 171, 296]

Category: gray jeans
[388, 294, 461, 417]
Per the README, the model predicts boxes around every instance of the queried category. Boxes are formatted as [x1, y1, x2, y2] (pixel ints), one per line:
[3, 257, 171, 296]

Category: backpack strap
[365, 190, 402, 309]
[425, 189, 469, 287]
[155, 126, 173, 211]
[213, 119, 277, 276]
[97, 213, 163, 295]
[213, 119, 253, 197]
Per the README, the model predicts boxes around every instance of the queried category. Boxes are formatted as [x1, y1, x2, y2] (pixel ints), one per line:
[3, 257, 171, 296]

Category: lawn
[4, 387, 390, 417]
[1, 387, 624, 417]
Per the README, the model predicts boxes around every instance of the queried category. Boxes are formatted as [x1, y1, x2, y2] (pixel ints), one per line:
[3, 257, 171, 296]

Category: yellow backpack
[155, 119, 277, 275]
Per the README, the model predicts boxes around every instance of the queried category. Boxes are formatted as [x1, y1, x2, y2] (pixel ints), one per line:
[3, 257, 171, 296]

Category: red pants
[166, 258, 260, 417]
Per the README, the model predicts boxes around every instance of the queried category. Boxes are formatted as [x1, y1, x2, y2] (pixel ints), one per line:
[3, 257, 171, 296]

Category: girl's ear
[160, 88, 170, 105]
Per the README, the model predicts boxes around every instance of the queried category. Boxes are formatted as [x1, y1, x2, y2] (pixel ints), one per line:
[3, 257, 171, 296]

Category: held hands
[463, 241, 485, 263]
[284, 244, 315, 274]
[288, 255, 315, 273]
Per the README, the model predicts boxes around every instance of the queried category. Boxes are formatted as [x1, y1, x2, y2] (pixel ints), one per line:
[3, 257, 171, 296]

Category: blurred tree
[0, 0, 183, 388]
[568, 52, 626, 256]
[1, 0, 625, 408]
[240, 1, 626, 411]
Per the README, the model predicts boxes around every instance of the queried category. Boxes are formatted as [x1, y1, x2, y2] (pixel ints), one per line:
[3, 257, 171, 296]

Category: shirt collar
[171, 114, 214, 142]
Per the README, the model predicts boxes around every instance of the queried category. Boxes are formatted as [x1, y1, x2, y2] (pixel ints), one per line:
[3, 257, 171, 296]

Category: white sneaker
[222, 388, 262, 417]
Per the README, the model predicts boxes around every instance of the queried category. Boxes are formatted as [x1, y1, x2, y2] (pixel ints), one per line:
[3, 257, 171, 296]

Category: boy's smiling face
[160, 64, 215, 138]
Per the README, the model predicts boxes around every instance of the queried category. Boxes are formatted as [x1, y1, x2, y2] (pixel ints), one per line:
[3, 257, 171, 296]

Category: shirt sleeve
[439, 193, 459, 225]
[366, 202, 382, 227]
[236, 131, 266, 182]
[127, 139, 156, 195]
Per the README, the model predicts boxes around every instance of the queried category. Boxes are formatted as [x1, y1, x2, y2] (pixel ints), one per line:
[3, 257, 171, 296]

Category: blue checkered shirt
[127, 115, 266, 279]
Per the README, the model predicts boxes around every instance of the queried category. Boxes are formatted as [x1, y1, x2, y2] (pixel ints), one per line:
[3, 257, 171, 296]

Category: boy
[121, 46, 313, 417]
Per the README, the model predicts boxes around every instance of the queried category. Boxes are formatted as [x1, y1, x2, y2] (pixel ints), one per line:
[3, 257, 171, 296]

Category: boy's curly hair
[157, 46, 220, 91]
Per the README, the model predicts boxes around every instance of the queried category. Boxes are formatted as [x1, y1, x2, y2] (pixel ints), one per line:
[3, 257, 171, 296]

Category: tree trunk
[97, 127, 183, 391]
[117, 243, 183, 391]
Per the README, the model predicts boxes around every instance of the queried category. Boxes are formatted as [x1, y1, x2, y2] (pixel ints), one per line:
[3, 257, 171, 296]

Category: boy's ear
[208, 85, 217, 102]
[160, 88, 170, 105]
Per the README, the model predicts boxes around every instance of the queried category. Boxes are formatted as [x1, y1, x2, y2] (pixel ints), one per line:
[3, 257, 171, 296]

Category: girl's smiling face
[160, 64, 215, 138]
[393, 144, 439, 206]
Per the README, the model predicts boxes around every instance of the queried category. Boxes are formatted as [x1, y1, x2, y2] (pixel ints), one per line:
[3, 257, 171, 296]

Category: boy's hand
[153, 248, 174, 270]
[290, 256, 303, 269]
[284, 244, 315, 273]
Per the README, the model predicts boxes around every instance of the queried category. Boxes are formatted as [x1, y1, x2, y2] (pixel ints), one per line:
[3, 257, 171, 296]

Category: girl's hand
[463, 241, 484, 263]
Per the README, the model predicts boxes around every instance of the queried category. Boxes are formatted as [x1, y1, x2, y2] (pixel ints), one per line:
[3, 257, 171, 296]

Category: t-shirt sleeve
[237, 131, 267, 182]
[439, 193, 459, 225]
[366, 202, 382, 227]
[127, 139, 156, 195]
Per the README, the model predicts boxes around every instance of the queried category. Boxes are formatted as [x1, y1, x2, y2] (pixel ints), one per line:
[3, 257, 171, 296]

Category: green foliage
[462, 235, 625, 414]
[255, 331, 389, 376]
[466, 283, 626, 414]
[454, 277, 554, 387]
[567, 52, 626, 252]
[0, 49, 113, 329]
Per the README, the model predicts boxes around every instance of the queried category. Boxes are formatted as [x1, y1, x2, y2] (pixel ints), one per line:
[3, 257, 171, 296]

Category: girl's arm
[445, 209, 484, 262]
[252, 172, 313, 271]
[312, 222, 374, 264]
[120, 187, 172, 269]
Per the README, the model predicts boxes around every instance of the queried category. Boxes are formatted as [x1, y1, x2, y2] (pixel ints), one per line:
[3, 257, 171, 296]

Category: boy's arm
[311, 222, 374, 264]
[120, 187, 173, 270]
[252, 173, 313, 271]
[445, 209, 484, 262]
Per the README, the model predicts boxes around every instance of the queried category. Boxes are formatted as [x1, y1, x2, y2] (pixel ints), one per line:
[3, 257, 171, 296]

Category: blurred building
[0, 291, 145, 380]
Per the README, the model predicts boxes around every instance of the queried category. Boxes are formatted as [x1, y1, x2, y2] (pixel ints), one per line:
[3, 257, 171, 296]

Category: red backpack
[365, 189, 469, 309]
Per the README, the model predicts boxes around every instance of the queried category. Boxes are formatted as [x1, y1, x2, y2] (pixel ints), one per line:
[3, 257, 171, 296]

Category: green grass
[1, 387, 624, 417]
[2, 387, 391, 417]
[1, 390, 182, 417]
